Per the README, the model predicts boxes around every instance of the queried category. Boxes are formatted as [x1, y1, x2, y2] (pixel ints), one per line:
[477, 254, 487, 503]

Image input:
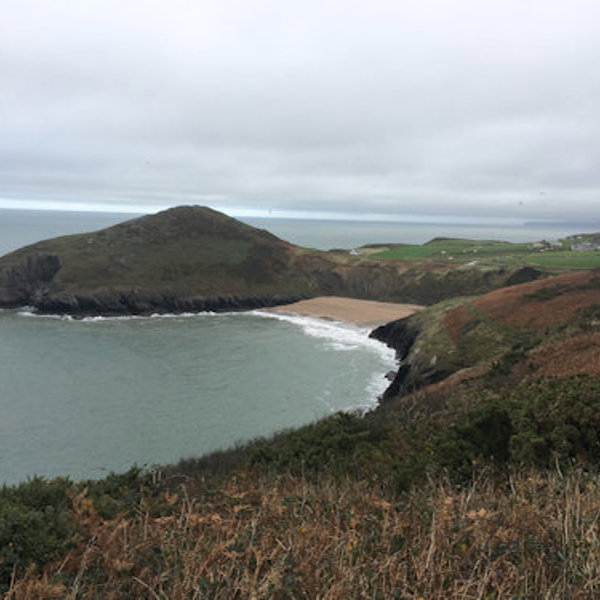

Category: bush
[250, 412, 391, 475]
[510, 376, 600, 467]
[0, 476, 74, 591]
[428, 402, 513, 481]
[85, 466, 147, 520]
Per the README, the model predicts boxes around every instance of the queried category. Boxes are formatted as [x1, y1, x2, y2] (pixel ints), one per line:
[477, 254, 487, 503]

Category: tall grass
[7, 468, 600, 599]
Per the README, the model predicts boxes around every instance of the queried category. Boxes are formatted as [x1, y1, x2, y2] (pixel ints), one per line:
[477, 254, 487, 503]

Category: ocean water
[241, 216, 589, 250]
[0, 208, 590, 484]
[0, 308, 394, 484]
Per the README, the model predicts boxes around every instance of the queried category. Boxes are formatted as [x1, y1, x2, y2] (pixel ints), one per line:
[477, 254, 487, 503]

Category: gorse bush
[84, 466, 150, 520]
[413, 376, 600, 480]
[248, 376, 600, 488]
[428, 402, 513, 480]
[0, 476, 74, 590]
[510, 376, 600, 467]
[0, 467, 153, 593]
[250, 412, 392, 475]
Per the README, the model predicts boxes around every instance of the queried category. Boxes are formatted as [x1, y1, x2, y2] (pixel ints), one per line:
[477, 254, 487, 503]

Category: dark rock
[0, 253, 61, 306]
[505, 266, 544, 286]
[369, 317, 421, 361]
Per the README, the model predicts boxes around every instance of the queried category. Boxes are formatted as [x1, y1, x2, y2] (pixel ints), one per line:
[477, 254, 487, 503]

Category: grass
[373, 239, 534, 261]
[7, 468, 600, 598]
[525, 251, 600, 269]
[372, 238, 600, 270]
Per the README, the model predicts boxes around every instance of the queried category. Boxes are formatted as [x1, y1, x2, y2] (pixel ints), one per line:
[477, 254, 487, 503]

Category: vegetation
[2, 213, 600, 596]
[3, 205, 597, 315]
[5, 372, 600, 598]
[370, 236, 600, 270]
[526, 250, 600, 269]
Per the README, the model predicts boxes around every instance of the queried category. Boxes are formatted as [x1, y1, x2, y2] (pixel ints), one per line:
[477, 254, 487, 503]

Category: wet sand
[263, 296, 423, 327]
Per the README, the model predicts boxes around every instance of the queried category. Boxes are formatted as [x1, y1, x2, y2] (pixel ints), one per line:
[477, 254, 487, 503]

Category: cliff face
[0, 253, 61, 306]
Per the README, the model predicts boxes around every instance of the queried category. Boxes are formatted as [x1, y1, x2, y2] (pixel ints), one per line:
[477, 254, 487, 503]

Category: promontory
[0, 205, 547, 316]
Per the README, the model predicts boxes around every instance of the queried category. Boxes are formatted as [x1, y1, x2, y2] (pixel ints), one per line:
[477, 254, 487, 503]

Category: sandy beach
[263, 296, 423, 327]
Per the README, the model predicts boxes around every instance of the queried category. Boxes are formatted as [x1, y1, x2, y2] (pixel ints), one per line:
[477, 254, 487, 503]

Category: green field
[370, 237, 600, 270]
[526, 250, 600, 269]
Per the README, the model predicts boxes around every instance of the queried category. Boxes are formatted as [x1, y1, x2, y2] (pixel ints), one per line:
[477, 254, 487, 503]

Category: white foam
[149, 311, 217, 319]
[17, 308, 74, 321]
[81, 315, 138, 322]
[15, 310, 221, 323]
[250, 310, 396, 362]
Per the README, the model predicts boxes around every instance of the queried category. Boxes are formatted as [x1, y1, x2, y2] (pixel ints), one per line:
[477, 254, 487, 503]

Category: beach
[263, 296, 424, 327]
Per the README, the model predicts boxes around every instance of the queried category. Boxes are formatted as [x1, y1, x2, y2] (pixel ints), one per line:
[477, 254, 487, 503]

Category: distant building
[571, 242, 600, 251]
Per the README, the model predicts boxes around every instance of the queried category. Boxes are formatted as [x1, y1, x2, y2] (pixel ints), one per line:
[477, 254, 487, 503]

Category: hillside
[372, 268, 600, 400]
[0, 206, 329, 314]
[5, 266, 600, 597]
[0, 205, 561, 315]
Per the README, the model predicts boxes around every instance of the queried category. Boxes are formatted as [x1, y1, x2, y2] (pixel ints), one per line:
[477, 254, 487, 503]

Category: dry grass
[7, 468, 600, 599]
[526, 332, 600, 378]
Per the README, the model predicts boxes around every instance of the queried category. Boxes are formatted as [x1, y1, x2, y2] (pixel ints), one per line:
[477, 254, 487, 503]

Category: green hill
[0, 206, 329, 314]
[0, 206, 567, 315]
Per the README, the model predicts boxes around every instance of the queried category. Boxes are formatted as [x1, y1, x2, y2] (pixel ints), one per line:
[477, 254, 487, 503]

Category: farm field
[368, 235, 600, 270]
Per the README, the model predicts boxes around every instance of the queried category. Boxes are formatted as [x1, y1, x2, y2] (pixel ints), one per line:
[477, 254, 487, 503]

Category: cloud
[1, 0, 599, 221]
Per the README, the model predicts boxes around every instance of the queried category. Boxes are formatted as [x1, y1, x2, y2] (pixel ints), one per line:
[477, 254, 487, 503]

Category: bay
[0, 207, 589, 484]
[0, 309, 394, 484]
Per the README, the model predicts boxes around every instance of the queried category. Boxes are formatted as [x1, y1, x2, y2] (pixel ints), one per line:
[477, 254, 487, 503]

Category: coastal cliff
[371, 268, 600, 402]
[0, 205, 548, 316]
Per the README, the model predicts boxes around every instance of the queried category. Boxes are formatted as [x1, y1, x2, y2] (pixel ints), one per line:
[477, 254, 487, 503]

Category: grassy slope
[383, 269, 600, 396]
[2, 206, 313, 295]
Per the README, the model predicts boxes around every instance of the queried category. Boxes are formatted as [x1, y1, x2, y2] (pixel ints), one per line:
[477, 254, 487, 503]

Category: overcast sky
[1, 0, 599, 223]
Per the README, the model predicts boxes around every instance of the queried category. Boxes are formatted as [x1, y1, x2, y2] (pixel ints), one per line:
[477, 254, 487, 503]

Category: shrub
[510, 376, 600, 467]
[0, 476, 74, 591]
[250, 412, 391, 475]
[428, 402, 513, 481]
[84, 466, 147, 520]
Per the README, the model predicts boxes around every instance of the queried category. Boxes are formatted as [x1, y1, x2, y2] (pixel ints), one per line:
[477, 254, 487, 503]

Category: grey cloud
[1, 0, 599, 222]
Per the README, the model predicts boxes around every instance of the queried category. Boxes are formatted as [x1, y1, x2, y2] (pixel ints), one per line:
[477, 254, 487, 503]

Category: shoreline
[260, 296, 424, 328]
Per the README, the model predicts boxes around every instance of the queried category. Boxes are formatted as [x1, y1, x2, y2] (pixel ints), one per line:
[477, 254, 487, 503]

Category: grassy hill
[371, 268, 600, 399]
[0, 205, 568, 315]
[0, 206, 329, 314]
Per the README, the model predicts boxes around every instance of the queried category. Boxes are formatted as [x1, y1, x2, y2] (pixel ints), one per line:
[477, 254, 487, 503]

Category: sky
[1, 0, 599, 224]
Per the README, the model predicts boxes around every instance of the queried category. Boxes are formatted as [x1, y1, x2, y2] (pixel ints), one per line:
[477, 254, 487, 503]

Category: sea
[0, 208, 590, 484]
